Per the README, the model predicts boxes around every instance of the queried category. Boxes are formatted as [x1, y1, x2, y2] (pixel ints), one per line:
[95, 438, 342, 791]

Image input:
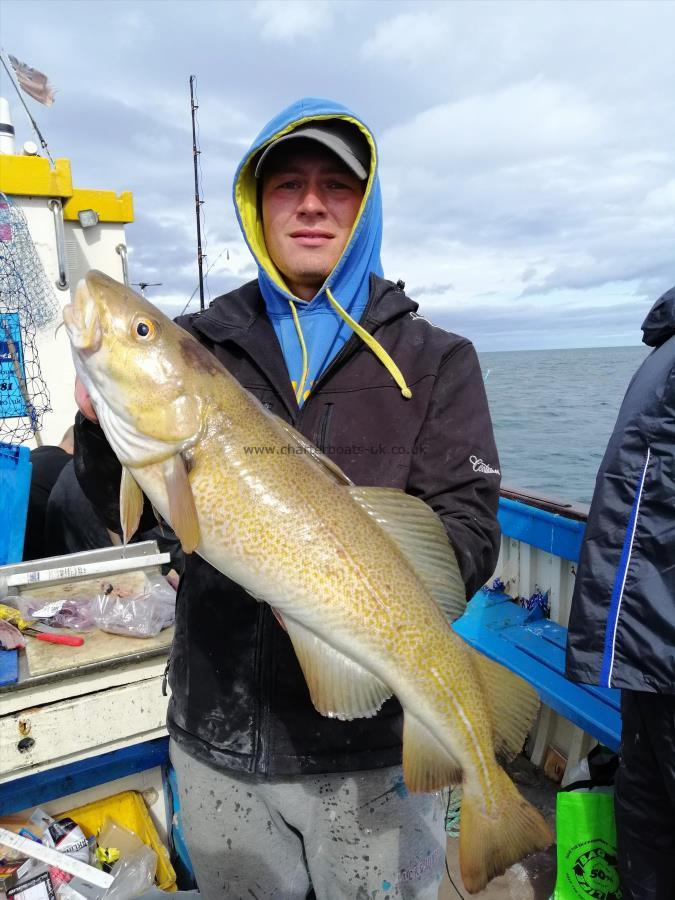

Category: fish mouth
[63, 277, 102, 354]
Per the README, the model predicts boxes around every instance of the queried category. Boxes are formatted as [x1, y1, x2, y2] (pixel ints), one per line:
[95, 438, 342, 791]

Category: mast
[189, 75, 205, 311]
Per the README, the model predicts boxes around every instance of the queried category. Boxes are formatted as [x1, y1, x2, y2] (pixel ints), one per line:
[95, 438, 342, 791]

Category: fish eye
[133, 318, 156, 341]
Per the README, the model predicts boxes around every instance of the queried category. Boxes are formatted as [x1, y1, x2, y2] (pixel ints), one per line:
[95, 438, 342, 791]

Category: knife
[23, 626, 84, 647]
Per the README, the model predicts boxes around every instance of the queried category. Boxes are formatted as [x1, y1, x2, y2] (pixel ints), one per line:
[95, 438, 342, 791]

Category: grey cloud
[4, 0, 675, 351]
[424, 298, 652, 352]
[518, 229, 675, 299]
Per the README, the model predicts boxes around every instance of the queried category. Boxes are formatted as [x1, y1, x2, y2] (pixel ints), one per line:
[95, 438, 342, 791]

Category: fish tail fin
[459, 768, 552, 894]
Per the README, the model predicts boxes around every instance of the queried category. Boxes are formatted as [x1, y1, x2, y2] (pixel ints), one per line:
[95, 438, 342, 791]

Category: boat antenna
[189, 75, 205, 311]
[0, 51, 55, 166]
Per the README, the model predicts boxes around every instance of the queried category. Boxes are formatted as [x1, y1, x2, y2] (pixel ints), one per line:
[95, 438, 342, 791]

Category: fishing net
[0, 194, 58, 443]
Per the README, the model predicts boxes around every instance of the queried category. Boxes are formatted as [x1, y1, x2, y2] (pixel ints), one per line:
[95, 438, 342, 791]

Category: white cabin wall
[63, 219, 127, 288]
[18, 199, 127, 446]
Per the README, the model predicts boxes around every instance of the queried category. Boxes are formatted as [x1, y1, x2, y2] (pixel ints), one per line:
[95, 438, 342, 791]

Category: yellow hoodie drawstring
[288, 300, 309, 403]
[287, 289, 413, 404]
[326, 288, 412, 399]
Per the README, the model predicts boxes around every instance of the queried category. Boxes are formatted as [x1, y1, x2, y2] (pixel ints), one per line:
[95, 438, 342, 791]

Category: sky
[2, 0, 674, 351]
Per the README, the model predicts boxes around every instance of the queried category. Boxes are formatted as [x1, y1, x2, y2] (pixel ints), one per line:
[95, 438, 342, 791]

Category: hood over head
[233, 97, 383, 314]
[231, 98, 412, 407]
[641, 286, 675, 348]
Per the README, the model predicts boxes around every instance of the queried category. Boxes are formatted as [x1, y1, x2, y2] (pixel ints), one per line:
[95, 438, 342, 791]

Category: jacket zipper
[316, 403, 334, 452]
[305, 323, 369, 402]
[294, 326, 370, 432]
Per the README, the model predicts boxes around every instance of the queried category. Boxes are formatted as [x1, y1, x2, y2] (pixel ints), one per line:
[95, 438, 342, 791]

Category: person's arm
[407, 340, 501, 599]
[75, 376, 98, 424]
[72, 401, 157, 535]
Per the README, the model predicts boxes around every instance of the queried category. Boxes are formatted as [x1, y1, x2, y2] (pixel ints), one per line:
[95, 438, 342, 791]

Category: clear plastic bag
[51, 598, 97, 631]
[101, 846, 157, 899]
[91, 576, 176, 639]
[2, 594, 56, 620]
[3, 595, 96, 631]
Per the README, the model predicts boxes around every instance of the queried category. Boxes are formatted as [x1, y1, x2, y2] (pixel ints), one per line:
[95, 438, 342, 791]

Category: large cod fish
[64, 272, 552, 893]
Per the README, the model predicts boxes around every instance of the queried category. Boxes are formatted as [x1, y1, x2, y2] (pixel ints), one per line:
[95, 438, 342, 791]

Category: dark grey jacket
[75, 275, 501, 775]
[566, 287, 675, 693]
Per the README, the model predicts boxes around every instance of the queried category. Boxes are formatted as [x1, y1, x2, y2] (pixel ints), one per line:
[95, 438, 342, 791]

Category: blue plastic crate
[0, 442, 32, 565]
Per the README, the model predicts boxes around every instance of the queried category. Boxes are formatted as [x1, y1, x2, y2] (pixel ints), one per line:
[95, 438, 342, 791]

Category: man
[566, 286, 675, 900]
[74, 98, 501, 898]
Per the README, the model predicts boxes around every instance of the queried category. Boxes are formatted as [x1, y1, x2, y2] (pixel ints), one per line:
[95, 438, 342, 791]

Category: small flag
[8, 55, 55, 106]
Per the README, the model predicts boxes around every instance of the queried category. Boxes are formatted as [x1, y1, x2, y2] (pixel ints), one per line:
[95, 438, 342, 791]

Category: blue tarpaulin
[0, 442, 31, 564]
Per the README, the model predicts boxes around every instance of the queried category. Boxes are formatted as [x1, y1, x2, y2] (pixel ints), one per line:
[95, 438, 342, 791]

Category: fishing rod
[189, 75, 205, 311]
[180, 245, 229, 316]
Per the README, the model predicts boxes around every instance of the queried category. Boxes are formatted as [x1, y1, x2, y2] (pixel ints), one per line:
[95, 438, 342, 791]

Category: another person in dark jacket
[566, 287, 675, 900]
[74, 99, 501, 899]
[44, 459, 184, 572]
[22, 426, 74, 560]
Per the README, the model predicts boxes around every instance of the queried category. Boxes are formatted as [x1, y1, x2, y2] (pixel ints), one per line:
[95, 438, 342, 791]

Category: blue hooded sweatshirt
[233, 98, 383, 406]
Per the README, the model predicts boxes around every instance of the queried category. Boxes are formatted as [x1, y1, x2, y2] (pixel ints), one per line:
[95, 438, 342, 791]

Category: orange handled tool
[24, 628, 84, 647]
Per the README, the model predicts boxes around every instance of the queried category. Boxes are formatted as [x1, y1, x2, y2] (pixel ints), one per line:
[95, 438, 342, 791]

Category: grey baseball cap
[254, 120, 370, 181]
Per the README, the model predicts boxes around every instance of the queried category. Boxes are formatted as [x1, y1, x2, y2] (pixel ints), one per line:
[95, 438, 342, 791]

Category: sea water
[478, 345, 650, 504]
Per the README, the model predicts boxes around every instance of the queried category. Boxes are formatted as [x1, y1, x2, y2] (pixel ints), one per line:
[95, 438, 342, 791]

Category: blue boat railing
[453, 485, 621, 752]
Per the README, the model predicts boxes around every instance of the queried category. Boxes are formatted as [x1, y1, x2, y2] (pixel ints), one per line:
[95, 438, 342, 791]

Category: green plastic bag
[553, 791, 623, 900]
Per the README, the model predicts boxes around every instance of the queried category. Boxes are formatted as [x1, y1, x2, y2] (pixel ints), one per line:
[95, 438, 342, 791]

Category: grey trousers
[170, 741, 446, 900]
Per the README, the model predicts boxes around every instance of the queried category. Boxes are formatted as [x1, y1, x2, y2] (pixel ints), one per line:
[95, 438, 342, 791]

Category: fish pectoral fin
[346, 487, 466, 621]
[402, 712, 463, 792]
[120, 466, 143, 545]
[163, 454, 200, 554]
[283, 618, 392, 720]
[469, 646, 541, 764]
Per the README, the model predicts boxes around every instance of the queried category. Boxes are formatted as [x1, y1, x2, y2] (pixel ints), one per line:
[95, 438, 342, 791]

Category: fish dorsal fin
[163, 454, 200, 554]
[120, 466, 143, 545]
[469, 646, 541, 763]
[273, 418, 353, 486]
[347, 486, 466, 622]
[283, 616, 392, 720]
[403, 712, 463, 792]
